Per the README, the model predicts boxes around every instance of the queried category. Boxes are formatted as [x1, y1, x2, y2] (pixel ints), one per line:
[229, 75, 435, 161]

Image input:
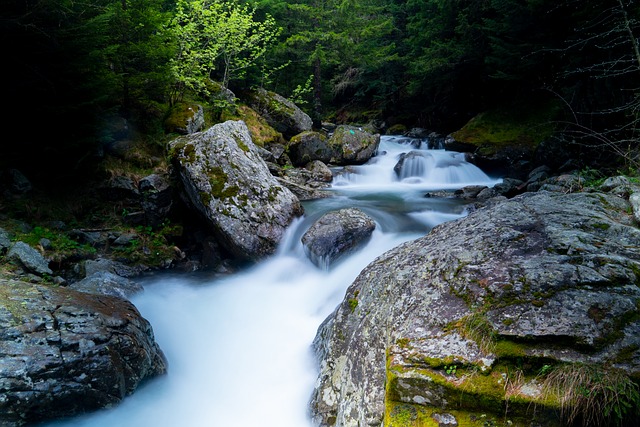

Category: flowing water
[43, 136, 501, 427]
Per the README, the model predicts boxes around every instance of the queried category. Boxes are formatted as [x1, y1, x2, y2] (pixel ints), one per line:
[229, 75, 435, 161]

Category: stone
[329, 125, 380, 165]
[310, 191, 640, 426]
[301, 208, 376, 269]
[169, 120, 303, 261]
[247, 88, 312, 139]
[288, 131, 333, 166]
[0, 280, 166, 426]
[69, 271, 144, 300]
[6, 242, 52, 276]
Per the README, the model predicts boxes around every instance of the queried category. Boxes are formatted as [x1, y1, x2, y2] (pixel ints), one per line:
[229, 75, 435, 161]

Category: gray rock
[0, 279, 166, 426]
[302, 208, 376, 269]
[70, 271, 144, 300]
[600, 175, 631, 192]
[310, 191, 640, 426]
[0, 228, 11, 254]
[169, 120, 303, 261]
[288, 131, 333, 166]
[630, 191, 640, 224]
[305, 160, 333, 183]
[185, 105, 205, 134]
[247, 88, 312, 139]
[6, 242, 52, 276]
[329, 125, 380, 165]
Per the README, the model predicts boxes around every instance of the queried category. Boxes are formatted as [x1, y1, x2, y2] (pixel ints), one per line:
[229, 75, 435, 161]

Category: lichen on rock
[310, 191, 640, 427]
[168, 120, 303, 261]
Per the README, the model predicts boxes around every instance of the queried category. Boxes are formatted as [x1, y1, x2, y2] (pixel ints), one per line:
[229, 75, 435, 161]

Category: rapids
[41, 135, 500, 427]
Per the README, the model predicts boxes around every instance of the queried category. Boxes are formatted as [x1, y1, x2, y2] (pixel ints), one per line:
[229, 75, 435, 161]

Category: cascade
[41, 136, 501, 427]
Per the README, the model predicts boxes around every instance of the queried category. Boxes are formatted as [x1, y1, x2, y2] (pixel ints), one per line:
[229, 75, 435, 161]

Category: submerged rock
[310, 191, 640, 427]
[169, 120, 303, 261]
[302, 208, 376, 269]
[0, 279, 167, 426]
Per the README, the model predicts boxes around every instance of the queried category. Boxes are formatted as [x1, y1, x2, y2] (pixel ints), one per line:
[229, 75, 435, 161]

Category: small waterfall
[40, 135, 501, 427]
[332, 135, 501, 191]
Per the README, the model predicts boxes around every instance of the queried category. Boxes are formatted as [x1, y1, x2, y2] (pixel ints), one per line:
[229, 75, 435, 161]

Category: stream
[43, 135, 501, 427]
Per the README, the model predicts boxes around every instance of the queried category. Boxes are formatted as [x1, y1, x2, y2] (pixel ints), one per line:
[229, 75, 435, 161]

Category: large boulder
[301, 208, 376, 269]
[168, 120, 303, 261]
[329, 125, 380, 165]
[0, 279, 167, 426]
[310, 191, 640, 427]
[246, 88, 312, 139]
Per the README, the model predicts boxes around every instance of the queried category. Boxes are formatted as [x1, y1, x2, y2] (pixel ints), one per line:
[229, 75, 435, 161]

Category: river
[42, 135, 501, 427]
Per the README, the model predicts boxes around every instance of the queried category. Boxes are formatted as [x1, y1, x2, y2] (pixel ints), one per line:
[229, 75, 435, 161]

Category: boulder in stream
[302, 208, 376, 269]
[310, 191, 640, 427]
[169, 120, 303, 261]
[0, 279, 167, 426]
[329, 125, 380, 165]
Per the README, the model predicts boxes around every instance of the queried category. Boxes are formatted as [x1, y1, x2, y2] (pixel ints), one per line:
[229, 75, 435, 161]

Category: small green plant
[458, 312, 497, 353]
[542, 363, 640, 426]
[444, 364, 457, 376]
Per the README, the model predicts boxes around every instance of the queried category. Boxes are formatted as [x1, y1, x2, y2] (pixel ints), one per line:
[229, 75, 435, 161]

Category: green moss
[396, 338, 411, 349]
[221, 105, 282, 147]
[451, 100, 562, 156]
[208, 166, 239, 199]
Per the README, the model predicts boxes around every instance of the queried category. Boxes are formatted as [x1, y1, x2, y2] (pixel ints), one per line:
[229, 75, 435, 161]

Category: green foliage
[112, 222, 182, 266]
[14, 226, 96, 262]
[167, 0, 281, 104]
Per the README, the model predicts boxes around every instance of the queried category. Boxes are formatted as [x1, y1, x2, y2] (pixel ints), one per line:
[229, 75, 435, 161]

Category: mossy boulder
[168, 120, 303, 261]
[329, 125, 380, 165]
[246, 88, 312, 139]
[288, 131, 333, 166]
[221, 104, 283, 147]
[164, 102, 205, 135]
[448, 101, 563, 178]
[310, 191, 640, 427]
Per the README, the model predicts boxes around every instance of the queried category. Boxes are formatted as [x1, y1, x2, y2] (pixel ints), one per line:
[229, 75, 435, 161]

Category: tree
[167, 0, 280, 105]
[552, 0, 640, 167]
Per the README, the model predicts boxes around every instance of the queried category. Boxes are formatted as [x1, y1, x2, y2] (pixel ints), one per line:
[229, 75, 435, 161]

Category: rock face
[169, 120, 303, 261]
[247, 88, 313, 139]
[0, 280, 167, 426]
[329, 125, 380, 165]
[302, 208, 376, 269]
[310, 191, 640, 427]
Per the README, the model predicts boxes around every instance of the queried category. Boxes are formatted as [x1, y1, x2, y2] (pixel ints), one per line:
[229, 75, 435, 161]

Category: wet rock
[169, 120, 303, 261]
[329, 125, 380, 165]
[6, 242, 52, 276]
[0, 279, 167, 426]
[302, 208, 376, 269]
[310, 191, 640, 427]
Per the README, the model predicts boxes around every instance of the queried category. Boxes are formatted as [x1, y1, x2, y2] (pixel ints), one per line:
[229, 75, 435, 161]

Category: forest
[2, 0, 640, 184]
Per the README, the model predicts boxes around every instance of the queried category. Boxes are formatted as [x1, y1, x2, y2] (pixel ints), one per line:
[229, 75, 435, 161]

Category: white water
[42, 136, 500, 427]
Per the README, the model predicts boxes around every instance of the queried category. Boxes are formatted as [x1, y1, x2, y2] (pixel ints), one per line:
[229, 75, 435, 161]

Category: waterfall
[40, 136, 501, 427]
